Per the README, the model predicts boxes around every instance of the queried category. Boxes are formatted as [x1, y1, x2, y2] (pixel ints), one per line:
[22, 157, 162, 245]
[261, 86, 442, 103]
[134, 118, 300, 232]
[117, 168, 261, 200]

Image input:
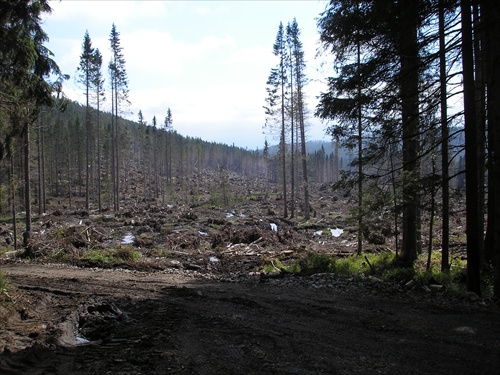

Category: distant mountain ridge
[268, 140, 337, 155]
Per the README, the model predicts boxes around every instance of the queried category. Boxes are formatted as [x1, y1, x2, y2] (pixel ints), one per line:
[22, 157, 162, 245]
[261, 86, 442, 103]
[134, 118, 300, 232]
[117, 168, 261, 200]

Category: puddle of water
[121, 233, 134, 244]
[75, 336, 90, 345]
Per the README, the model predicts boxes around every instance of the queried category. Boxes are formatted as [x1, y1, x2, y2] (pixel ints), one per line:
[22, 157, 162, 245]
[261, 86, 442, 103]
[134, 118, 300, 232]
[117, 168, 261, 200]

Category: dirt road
[1, 261, 499, 374]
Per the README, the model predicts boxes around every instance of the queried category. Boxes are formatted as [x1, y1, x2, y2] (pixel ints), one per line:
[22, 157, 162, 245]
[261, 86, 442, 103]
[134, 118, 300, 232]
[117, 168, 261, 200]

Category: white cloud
[123, 30, 203, 79]
[199, 35, 236, 52]
[44, 0, 329, 149]
[224, 45, 274, 67]
[48, 0, 169, 23]
[127, 81, 268, 148]
[121, 32, 238, 95]
[195, 4, 229, 16]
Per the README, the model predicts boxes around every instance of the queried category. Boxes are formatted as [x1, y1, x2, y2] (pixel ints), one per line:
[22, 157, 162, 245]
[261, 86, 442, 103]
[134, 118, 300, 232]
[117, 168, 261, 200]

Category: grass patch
[270, 250, 475, 294]
[294, 252, 333, 275]
[284, 251, 395, 277]
[84, 246, 141, 263]
[263, 259, 291, 273]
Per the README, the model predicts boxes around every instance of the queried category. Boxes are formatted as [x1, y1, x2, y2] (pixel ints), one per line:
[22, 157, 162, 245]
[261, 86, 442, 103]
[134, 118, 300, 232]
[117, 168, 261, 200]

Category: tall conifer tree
[108, 23, 129, 211]
[93, 48, 105, 212]
[0, 0, 65, 250]
[287, 19, 310, 219]
[264, 22, 288, 217]
[77, 31, 95, 210]
[461, 0, 481, 295]
[317, 0, 432, 264]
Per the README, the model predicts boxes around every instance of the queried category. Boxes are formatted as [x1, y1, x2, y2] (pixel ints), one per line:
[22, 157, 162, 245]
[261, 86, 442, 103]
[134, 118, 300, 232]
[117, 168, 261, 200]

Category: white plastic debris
[313, 230, 323, 236]
[121, 233, 134, 244]
[329, 228, 344, 237]
[270, 223, 278, 232]
[198, 231, 208, 236]
[226, 213, 234, 218]
[209, 257, 219, 263]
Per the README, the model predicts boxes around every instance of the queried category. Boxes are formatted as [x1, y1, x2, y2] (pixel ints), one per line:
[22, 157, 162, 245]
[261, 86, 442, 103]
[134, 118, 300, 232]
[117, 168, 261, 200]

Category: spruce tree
[92, 48, 105, 212]
[0, 0, 65, 251]
[316, 0, 444, 265]
[77, 31, 95, 210]
[264, 22, 288, 217]
[108, 23, 129, 211]
[287, 19, 310, 220]
[164, 108, 173, 182]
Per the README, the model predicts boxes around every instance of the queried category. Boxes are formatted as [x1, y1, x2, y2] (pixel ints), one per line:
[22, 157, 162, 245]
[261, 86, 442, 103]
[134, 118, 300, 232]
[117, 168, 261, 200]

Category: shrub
[115, 246, 141, 261]
[295, 252, 333, 275]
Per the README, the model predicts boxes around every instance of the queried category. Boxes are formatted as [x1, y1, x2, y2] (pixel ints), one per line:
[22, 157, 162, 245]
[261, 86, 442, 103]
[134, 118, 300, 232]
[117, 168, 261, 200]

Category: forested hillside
[0, 99, 350, 219]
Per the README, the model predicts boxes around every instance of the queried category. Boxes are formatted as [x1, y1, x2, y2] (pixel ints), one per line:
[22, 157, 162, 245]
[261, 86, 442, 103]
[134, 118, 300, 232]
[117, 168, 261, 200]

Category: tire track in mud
[1, 263, 499, 374]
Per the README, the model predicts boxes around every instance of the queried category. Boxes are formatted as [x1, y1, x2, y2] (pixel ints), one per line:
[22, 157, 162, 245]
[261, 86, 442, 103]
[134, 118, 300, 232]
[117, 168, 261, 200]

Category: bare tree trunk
[473, 2, 486, 265]
[281, 68, 288, 218]
[85, 85, 91, 210]
[110, 80, 116, 211]
[299, 105, 309, 220]
[399, 0, 420, 266]
[37, 115, 44, 215]
[439, 0, 450, 271]
[23, 119, 31, 252]
[427, 158, 437, 271]
[10, 150, 17, 251]
[67, 122, 72, 209]
[289, 49, 295, 219]
[483, 0, 500, 297]
[114, 88, 120, 211]
[389, 143, 399, 258]
[357, 31, 363, 255]
[461, 0, 482, 295]
[334, 139, 339, 182]
[97, 105, 102, 212]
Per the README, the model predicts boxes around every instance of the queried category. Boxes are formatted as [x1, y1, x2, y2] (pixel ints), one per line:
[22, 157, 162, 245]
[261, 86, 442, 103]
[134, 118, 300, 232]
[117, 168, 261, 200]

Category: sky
[42, 0, 332, 150]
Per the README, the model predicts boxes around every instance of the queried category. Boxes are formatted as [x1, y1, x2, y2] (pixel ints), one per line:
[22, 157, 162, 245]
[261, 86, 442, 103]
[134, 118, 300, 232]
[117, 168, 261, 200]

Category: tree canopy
[0, 0, 65, 160]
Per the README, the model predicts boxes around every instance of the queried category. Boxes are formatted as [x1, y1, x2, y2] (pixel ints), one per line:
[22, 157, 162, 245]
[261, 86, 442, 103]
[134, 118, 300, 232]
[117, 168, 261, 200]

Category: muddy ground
[1, 261, 499, 375]
[0, 175, 499, 374]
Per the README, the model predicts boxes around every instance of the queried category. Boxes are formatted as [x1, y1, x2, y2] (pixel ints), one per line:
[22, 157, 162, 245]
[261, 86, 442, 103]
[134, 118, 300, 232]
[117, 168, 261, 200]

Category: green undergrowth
[264, 251, 473, 293]
[0, 271, 8, 293]
[84, 246, 141, 263]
